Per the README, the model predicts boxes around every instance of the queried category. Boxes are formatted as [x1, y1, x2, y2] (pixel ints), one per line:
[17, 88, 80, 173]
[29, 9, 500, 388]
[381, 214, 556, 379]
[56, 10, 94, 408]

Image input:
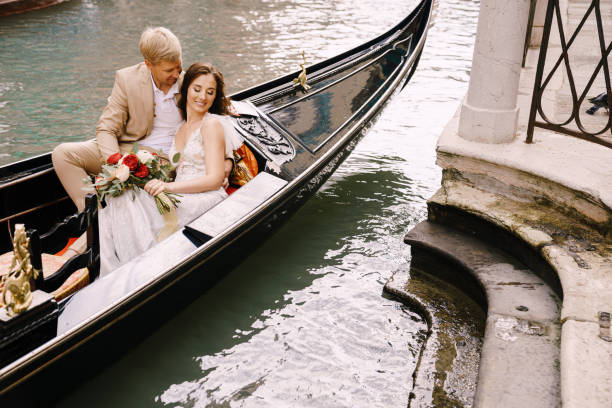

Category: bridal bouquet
[84, 146, 181, 214]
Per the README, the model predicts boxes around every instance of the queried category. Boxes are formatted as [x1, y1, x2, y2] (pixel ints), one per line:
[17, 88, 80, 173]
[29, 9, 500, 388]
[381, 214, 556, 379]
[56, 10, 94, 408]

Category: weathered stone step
[426, 181, 612, 407]
[404, 220, 561, 408]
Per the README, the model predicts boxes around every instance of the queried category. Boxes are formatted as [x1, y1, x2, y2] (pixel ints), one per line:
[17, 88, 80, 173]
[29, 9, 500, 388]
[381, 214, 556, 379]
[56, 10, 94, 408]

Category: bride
[99, 62, 236, 275]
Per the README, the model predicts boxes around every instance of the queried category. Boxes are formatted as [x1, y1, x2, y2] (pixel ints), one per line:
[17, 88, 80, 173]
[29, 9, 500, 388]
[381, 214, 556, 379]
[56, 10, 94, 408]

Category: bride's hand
[144, 179, 168, 196]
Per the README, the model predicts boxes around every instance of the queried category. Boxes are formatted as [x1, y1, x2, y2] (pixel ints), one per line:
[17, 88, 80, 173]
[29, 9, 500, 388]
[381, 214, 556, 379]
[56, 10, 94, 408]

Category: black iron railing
[522, 0, 538, 68]
[526, 0, 612, 148]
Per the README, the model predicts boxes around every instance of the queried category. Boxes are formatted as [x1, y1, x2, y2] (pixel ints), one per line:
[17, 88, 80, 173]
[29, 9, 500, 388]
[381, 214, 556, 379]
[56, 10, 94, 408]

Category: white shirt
[139, 76, 183, 154]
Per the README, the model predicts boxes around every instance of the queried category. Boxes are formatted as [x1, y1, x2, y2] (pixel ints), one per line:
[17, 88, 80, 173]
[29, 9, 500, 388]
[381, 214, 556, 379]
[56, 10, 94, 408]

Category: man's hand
[223, 158, 233, 189]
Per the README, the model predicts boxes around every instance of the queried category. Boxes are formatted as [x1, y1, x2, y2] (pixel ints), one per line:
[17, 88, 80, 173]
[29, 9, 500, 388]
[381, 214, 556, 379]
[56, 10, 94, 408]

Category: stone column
[458, 0, 532, 143]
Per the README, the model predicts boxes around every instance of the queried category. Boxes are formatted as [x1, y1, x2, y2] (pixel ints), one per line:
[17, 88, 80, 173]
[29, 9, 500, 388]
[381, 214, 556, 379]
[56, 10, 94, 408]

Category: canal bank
[394, 0, 612, 406]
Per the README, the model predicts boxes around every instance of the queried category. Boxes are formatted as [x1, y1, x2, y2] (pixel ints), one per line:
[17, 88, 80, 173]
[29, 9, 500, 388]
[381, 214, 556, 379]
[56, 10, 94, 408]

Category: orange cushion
[225, 186, 239, 195]
[229, 144, 258, 187]
[55, 237, 79, 256]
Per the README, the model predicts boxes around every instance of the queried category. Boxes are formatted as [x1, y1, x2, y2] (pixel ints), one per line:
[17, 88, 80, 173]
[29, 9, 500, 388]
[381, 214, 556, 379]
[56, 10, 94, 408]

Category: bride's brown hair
[178, 62, 231, 119]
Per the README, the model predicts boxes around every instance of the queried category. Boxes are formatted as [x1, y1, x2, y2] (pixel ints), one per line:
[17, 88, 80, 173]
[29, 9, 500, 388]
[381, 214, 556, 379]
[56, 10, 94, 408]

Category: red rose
[107, 153, 122, 165]
[134, 163, 149, 178]
[122, 154, 139, 171]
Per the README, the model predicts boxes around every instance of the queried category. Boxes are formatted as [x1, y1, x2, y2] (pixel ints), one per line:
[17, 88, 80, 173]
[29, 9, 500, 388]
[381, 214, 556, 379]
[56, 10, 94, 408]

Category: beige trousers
[52, 140, 104, 212]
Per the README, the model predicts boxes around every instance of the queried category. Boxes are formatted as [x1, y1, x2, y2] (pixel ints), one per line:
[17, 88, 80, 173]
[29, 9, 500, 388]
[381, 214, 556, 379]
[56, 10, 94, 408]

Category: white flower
[115, 164, 130, 182]
[136, 150, 154, 164]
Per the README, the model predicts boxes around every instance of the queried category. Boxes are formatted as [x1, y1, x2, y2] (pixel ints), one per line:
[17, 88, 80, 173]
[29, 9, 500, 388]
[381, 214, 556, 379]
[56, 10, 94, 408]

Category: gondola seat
[0, 253, 89, 303]
[0, 194, 100, 304]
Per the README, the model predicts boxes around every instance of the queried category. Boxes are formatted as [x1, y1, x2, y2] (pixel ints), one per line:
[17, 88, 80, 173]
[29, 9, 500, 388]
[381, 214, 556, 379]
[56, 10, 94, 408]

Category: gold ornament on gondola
[293, 50, 311, 91]
[1, 224, 39, 316]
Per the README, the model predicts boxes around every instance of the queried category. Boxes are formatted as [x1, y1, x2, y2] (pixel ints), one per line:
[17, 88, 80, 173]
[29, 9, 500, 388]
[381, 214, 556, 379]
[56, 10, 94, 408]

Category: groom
[53, 27, 232, 253]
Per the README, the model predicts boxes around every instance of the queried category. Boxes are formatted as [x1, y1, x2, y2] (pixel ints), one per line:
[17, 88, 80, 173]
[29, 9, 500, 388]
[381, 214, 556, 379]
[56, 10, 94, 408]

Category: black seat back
[28, 194, 99, 293]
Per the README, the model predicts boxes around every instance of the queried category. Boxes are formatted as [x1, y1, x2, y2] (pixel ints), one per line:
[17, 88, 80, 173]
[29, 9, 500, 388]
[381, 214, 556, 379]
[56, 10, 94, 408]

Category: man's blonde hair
[139, 27, 182, 65]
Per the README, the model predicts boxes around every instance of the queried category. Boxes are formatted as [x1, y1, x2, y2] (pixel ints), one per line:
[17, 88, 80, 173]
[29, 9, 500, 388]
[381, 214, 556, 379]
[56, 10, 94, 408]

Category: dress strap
[204, 113, 244, 152]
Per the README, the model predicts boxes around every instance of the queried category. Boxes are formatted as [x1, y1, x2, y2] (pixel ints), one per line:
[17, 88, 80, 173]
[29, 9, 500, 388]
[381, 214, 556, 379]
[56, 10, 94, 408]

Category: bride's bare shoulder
[200, 115, 223, 138]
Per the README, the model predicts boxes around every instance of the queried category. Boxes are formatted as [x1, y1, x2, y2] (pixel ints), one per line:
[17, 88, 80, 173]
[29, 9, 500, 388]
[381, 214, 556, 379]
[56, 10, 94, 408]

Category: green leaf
[132, 143, 139, 153]
[172, 152, 181, 163]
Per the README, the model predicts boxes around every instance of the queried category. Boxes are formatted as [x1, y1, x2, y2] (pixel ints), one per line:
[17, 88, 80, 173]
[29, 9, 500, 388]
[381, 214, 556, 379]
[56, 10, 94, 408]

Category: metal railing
[522, 0, 538, 68]
[526, 0, 612, 148]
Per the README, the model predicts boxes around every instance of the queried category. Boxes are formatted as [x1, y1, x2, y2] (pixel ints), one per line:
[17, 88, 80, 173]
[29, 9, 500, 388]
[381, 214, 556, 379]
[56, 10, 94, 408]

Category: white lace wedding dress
[99, 113, 239, 276]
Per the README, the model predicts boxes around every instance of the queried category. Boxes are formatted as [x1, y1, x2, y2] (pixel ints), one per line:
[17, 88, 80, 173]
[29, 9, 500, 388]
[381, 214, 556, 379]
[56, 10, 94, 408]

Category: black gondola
[0, 0, 433, 402]
[0, 0, 69, 17]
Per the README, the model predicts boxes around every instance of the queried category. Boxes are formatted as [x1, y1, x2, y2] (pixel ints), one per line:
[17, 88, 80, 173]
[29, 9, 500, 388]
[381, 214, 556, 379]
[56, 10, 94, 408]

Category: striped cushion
[0, 252, 88, 304]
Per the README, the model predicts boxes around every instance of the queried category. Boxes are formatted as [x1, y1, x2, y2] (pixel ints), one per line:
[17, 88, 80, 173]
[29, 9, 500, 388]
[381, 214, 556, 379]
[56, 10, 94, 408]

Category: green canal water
[0, 0, 482, 406]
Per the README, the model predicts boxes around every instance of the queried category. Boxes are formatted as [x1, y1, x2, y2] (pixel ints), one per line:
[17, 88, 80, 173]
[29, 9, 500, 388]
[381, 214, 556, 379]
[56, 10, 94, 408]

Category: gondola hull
[0, 0, 69, 17]
[0, 0, 433, 402]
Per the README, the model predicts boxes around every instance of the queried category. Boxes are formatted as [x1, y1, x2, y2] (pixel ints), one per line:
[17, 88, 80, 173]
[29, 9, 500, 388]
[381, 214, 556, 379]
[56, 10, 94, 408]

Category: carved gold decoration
[293, 51, 311, 91]
[1, 224, 39, 316]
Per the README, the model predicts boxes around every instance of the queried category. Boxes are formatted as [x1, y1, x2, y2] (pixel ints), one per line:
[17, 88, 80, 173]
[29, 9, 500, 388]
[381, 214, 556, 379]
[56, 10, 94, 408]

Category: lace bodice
[169, 127, 205, 182]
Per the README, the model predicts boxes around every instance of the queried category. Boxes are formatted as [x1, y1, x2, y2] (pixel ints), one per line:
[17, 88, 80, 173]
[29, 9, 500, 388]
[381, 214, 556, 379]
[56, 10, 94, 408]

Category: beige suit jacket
[95, 62, 183, 159]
